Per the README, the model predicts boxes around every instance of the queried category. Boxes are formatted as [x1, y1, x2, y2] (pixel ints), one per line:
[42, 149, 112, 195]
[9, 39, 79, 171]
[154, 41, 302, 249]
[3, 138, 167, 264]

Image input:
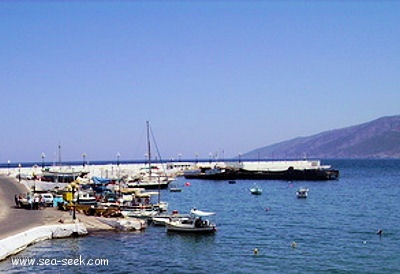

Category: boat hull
[127, 182, 170, 190]
[184, 168, 339, 181]
[166, 225, 216, 234]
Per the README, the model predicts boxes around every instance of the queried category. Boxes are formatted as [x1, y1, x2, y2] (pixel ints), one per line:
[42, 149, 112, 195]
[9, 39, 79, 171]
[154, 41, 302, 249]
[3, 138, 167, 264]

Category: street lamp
[7, 160, 10, 175]
[238, 153, 242, 164]
[82, 153, 87, 167]
[70, 182, 77, 220]
[116, 152, 120, 167]
[41, 152, 45, 169]
[18, 163, 21, 183]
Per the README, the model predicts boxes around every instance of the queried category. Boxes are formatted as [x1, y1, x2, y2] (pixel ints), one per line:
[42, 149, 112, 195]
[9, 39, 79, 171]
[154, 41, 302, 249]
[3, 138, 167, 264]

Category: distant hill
[244, 115, 400, 159]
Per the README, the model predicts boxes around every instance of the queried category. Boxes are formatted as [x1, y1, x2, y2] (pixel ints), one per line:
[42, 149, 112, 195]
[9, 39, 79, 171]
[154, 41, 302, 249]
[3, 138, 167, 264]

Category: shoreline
[0, 175, 116, 261]
[0, 159, 337, 261]
[0, 207, 117, 261]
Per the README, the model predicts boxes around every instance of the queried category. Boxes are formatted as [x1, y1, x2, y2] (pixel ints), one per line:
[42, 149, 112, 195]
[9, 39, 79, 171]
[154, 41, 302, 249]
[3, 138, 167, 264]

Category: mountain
[244, 115, 400, 159]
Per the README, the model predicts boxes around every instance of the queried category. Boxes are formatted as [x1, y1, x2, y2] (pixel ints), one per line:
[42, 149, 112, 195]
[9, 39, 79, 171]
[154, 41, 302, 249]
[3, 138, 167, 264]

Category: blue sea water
[1, 159, 400, 274]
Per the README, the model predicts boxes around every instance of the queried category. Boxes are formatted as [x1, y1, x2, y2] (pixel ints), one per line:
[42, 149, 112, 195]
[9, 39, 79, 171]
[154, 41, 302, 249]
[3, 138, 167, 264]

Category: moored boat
[151, 210, 191, 226]
[296, 187, 309, 198]
[165, 208, 217, 233]
[183, 160, 339, 181]
[249, 184, 262, 195]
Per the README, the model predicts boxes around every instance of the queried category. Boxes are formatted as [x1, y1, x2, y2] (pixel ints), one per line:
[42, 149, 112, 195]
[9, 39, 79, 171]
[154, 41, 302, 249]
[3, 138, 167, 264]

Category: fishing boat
[41, 168, 89, 183]
[165, 208, 217, 233]
[249, 184, 262, 195]
[296, 187, 309, 198]
[151, 210, 191, 226]
[119, 188, 168, 219]
[76, 190, 97, 205]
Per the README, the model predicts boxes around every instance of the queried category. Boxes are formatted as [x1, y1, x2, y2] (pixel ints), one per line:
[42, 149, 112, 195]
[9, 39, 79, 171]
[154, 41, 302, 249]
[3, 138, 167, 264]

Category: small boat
[169, 182, 182, 192]
[165, 208, 217, 233]
[76, 191, 97, 205]
[151, 210, 191, 226]
[296, 187, 309, 198]
[249, 184, 262, 195]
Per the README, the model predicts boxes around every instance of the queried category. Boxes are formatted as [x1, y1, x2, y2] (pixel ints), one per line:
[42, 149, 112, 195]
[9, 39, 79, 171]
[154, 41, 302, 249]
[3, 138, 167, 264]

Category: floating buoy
[185, 182, 191, 186]
[362, 240, 367, 245]
[253, 248, 259, 255]
[291, 241, 297, 248]
[265, 207, 270, 212]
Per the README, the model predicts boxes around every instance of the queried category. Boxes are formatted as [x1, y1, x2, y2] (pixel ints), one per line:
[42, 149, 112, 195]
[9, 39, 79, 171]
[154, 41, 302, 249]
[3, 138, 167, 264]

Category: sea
[1, 159, 399, 274]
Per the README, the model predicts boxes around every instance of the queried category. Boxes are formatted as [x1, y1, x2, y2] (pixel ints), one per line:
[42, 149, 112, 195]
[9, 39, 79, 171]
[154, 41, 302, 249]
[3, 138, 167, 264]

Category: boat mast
[146, 121, 151, 177]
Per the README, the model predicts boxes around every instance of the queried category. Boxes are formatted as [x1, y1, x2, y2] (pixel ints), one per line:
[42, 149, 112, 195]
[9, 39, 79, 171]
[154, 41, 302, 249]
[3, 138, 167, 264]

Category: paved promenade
[0, 175, 112, 241]
[0, 175, 47, 239]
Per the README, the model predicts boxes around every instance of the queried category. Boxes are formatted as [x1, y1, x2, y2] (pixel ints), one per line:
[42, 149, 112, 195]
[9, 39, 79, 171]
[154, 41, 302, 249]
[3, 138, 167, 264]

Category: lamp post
[116, 152, 121, 198]
[70, 182, 77, 220]
[82, 153, 87, 167]
[238, 153, 242, 164]
[7, 160, 10, 175]
[18, 163, 21, 183]
[116, 152, 120, 167]
[41, 152, 45, 169]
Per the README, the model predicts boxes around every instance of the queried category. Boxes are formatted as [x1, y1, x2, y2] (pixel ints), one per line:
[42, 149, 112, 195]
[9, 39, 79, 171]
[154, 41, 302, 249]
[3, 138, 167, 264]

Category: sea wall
[0, 222, 87, 261]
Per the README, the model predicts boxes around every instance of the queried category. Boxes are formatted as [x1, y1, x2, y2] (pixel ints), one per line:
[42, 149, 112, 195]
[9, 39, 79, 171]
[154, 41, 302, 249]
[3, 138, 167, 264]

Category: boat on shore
[165, 208, 217, 233]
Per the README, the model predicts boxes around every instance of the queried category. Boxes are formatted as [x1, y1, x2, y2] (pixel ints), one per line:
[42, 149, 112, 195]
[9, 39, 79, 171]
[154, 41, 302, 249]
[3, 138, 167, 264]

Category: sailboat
[127, 121, 174, 190]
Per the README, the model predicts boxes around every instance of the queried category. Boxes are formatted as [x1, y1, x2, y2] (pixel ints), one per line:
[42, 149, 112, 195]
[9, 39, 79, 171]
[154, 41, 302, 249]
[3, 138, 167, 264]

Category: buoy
[185, 182, 191, 186]
[253, 248, 259, 255]
[362, 240, 367, 244]
[291, 241, 297, 248]
[265, 207, 270, 212]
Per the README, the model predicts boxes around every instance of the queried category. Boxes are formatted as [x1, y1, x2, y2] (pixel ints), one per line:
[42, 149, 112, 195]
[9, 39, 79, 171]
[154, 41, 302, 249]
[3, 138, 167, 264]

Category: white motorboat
[165, 209, 217, 233]
[296, 187, 309, 198]
[151, 211, 191, 226]
[249, 184, 262, 195]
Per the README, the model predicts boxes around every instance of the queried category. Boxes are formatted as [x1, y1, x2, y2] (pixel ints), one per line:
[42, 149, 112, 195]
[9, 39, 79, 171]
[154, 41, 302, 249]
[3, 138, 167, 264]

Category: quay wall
[0, 222, 87, 261]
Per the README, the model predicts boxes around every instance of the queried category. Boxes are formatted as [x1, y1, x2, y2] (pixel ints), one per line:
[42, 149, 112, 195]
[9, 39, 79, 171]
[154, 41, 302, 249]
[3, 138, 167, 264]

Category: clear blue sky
[1, 1, 399, 163]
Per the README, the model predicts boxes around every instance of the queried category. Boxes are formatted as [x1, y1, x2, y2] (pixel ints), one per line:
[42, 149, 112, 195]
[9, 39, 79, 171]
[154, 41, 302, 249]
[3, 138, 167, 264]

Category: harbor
[0, 159, 398, 273]
[0, 159, 339, 260]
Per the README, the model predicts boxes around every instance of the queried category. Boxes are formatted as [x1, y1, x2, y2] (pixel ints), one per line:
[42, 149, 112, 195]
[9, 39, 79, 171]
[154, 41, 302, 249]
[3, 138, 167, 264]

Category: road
[0, 175, 45, 239]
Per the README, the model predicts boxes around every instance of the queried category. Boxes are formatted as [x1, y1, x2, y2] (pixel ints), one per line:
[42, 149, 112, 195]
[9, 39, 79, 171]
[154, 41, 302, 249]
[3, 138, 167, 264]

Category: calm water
[2, 160, 400, 273]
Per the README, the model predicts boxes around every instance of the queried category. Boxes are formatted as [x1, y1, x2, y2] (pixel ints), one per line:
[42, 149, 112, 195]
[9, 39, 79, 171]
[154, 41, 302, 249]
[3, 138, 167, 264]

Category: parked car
[41, 193, 54, 207]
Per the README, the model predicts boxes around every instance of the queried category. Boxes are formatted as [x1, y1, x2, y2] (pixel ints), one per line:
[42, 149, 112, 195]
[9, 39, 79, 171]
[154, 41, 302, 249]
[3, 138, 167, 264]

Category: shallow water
[1, 159, 400, 273]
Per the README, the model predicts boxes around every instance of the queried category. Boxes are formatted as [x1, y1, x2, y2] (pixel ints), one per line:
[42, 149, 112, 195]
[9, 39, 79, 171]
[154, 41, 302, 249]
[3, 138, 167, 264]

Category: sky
[1, 1, 399, 163]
